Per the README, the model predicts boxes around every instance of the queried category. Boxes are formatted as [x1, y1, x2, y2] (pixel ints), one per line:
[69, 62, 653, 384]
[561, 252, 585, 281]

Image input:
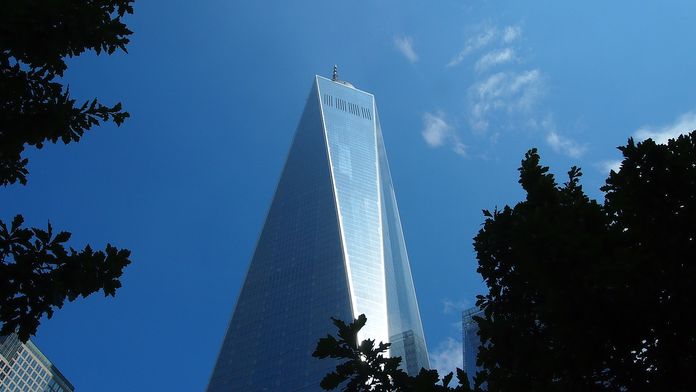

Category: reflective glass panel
[207, 83, 353, 392]
[317, 77, 389, 346]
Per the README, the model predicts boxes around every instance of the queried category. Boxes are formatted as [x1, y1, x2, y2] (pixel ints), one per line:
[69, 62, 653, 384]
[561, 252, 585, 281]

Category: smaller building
[0, 334, 74, 392]
[462, 306, 484, 386]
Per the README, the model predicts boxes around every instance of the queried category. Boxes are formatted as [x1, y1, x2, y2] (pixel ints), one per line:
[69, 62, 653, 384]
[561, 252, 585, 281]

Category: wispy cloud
[447, 26, 498, 67]
[447, 24, 521, 68]
[422, 112, 450, 147]
[430, 337, 463, 376]
[538, 115, 587, 158]
[446, 22, 585, 158]
[422, 112, 468, 156]
[468, 69, 544, 133]
[546, 131, 586, 158]
[598, 160, 622, 173]
[452, 141, 467, 156]
[635, 110, 696, 144]
[502, 26, 522, 43]
[443, 299, 470, 315]
[595, 110, 696, 173]
[394, 36, 418, 63]
[475, 48, 515, 72]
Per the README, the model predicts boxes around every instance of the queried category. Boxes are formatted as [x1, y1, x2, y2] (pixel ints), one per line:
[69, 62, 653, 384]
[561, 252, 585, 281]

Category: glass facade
[462, 307, 484, 386]
[317, 77, 388, 346]
[207, 76, 429, 392]
[0, 334, 74, 392]
[376, 116, 429, 375]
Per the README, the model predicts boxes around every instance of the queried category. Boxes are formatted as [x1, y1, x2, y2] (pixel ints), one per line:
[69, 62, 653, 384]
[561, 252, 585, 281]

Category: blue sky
[4, 0, 696, 390]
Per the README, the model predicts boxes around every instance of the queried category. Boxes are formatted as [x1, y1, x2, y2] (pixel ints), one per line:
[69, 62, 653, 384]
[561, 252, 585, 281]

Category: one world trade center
[207, 71, 430, 391]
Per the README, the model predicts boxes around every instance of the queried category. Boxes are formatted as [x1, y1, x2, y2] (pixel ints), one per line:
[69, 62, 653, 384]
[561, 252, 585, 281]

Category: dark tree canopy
[0, 0, 133, 185]
[314, 314, 479, 392]
[473, 131, 696, 391]
[1, 0, 134, 341]
[0, 216, 130, 341]
[317, 131, 695, 392]
[600, 134, 696, 389]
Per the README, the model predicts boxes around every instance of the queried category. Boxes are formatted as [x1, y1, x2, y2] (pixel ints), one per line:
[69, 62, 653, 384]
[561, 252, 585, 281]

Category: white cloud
[447, 26, 497, 67]
[468, 69, 543, 133]
[598, 160, 622, 173]
[422, 112, 468, 157]
[546, 130, 586, 158]
[595, 110, 696, 173]
[443, 299, 470, 315]
[510, 70, 543, 111]
[502, 26, 522, 43]
[509, 69, 540, 94]
[635, 110, 696, 144]
[447, 24, 521, 68]
[453, 141, 468, 157]
[475, 48, 515, 72]
[454, 23, 545, 140]
[475, 72, 507, 99]
[422, 112, 451, 147]
[430, 337, 463, 376]
[394, 36, 418, 63]
[447, 21, 584, 159]
[479, 70, 540, 102]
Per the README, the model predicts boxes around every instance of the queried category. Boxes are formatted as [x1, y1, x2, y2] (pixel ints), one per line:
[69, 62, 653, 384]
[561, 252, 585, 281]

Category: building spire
[329, 65, 354, 88]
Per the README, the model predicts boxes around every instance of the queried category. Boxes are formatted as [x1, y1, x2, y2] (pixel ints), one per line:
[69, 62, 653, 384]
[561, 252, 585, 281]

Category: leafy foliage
[0, 0, 133, 185]
[473, 131, 696, 391]
[317, 133, 696, 391]
[314, 315, 479, 392]
[1, 0, 135, 340]
[0, 215, 130, 341]
[600, 134, 696, 389]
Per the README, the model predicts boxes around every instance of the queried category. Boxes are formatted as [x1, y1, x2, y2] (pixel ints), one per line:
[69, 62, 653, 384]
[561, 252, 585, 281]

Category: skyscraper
[462, 306, 484, 386]
[0, 334, 74, 392]
[207, 73, 429, 392]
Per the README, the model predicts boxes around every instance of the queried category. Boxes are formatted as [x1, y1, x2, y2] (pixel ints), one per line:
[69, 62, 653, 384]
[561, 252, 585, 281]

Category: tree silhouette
[317, 131, 696, 392]
[600, 133, 696, 390]
[1, 0, 134, 341]
[314, 314, 479, 392]
[474, 131, 696, 391]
